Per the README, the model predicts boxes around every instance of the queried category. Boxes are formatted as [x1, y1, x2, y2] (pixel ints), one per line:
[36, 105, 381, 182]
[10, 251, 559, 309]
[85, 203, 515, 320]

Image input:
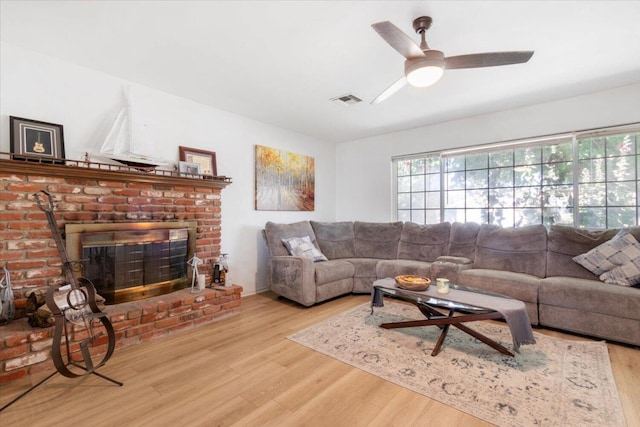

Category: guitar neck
[44, 210, 78, 288]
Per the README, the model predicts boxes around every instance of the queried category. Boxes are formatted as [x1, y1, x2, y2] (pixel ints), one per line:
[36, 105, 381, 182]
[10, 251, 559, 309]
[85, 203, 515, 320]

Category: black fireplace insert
[65, 221, 197, 304]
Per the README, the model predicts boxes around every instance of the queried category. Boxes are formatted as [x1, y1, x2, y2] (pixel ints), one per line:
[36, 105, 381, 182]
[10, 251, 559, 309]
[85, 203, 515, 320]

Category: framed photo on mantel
[179, 146, 217, 177]
[179, 161, 201, 177]
[10, 116, 65, 164]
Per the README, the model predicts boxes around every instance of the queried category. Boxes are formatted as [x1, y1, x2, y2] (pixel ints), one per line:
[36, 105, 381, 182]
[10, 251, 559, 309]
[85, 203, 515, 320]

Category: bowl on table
[394, 275, 431, 291]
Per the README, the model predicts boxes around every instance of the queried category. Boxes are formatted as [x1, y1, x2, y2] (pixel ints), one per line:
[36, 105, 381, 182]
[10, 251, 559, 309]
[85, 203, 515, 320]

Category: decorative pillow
[282, 236, 328, 262]
[572, 229, 640, 276]
[599, 259, 640, 287]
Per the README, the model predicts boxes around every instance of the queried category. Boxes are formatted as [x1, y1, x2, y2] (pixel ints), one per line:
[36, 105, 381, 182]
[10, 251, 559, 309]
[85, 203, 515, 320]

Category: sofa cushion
[546, 226, 620, 280]
[572, 229, 640, 277]
[316, 278, 354, 303]
[447, 222, 481, 260]
[474, 224, 548, 278]
[397, 222, 450, 262]
[457, 269, 540, 305]
[430, 260, 473, 283]
[375, 259, 432, 280]
[353, 221, 403, 259]
[539, 276, 640, 321]
[344, 258, 380, 278]
[456, 269, 540, 324]
[282, 236, 328, 262]
[314, 260, 355, 285]
[264, 221, 317, 257]
[538, 305, 640, 347]
[310, 221, 355, 259]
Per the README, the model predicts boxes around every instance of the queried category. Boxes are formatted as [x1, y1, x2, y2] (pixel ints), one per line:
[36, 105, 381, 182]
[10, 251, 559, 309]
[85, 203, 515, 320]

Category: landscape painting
[255, 145, 315, 211]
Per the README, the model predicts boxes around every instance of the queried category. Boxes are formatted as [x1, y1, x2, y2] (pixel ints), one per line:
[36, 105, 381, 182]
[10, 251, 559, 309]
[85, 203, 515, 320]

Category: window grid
[441, 141, 574, 228]
[577, 133, 638, 228]
[394, 127, 640, 228]
[396, 155, 441, 224]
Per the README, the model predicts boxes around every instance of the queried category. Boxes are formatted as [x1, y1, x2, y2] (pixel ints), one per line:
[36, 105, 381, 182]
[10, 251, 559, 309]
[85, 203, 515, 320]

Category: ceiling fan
[370, 16, 534, 104]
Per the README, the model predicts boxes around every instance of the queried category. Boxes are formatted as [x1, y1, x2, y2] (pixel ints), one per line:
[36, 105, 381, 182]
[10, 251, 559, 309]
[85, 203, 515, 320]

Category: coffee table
[372, 279, 532, 357]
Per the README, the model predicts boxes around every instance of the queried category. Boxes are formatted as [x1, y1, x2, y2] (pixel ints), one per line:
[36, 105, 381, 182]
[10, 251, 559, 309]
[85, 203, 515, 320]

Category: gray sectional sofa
[264, 220, 640, 347]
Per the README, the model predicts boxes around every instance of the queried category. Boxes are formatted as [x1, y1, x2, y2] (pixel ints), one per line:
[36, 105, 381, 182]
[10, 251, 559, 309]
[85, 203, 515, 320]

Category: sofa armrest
[436, 255, 473, 265]
[431, 259, 473, 282]
[267, 256, 317, 306]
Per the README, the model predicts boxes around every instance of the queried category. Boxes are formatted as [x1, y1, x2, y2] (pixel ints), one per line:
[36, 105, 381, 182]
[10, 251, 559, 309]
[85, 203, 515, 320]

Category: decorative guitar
[34, 190, 117, 379]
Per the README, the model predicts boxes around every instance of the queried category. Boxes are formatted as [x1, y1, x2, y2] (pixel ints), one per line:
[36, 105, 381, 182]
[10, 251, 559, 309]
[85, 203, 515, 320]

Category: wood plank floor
[1, 292, 638, 427]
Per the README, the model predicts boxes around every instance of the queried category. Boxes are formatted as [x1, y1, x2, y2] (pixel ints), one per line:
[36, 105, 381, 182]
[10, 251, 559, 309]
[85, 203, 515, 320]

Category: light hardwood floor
[1, 292, 638, 427]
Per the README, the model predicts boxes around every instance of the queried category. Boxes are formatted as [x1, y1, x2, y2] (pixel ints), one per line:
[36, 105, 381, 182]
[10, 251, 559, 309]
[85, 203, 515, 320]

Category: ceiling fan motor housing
[404, 50, 445, 87]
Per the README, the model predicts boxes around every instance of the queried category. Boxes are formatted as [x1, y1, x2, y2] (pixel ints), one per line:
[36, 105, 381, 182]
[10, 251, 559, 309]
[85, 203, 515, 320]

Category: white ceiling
[2, 1, 640, 143]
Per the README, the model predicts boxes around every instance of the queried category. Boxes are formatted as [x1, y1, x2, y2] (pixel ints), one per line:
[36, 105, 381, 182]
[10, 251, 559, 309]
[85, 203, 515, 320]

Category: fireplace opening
[65, 221, 197, 304]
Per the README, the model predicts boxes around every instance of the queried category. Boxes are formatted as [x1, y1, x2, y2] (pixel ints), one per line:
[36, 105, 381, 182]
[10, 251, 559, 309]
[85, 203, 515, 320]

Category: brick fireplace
[0, 156, 239, 384]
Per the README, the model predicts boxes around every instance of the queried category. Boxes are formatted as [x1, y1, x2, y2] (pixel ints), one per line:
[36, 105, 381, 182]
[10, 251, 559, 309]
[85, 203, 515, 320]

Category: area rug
[288, 302, 626, 427]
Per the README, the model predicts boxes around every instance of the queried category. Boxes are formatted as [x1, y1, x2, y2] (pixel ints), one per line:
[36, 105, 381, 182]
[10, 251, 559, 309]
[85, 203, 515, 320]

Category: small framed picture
[10, 116, 65, 164]
[179, 146, 217, 177]
[179, 161, 202, 176]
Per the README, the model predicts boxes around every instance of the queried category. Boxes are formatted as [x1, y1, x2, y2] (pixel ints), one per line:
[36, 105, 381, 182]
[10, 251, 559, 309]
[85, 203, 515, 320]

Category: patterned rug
[288, 302, 626, 427]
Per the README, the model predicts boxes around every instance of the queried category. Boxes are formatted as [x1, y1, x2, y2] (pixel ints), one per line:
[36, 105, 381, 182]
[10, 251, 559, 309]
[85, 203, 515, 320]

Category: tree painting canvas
[255, 145, 315, 211]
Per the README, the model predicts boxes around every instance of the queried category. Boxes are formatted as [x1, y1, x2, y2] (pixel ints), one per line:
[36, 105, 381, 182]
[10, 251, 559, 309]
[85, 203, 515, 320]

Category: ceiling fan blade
[444, 51, 534, 69]
[372, 21, 425, 59]
[371, 76, 407, 105]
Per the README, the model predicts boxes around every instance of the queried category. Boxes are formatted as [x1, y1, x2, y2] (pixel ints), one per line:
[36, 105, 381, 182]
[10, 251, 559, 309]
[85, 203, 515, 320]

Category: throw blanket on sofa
[371, 278, 536, 353]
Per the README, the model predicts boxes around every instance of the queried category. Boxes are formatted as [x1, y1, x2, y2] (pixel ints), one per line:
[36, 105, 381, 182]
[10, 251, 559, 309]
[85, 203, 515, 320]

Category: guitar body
[44, 279, 116, 378]
[45, 284, 73, 377]
[79, 276, 117, 370]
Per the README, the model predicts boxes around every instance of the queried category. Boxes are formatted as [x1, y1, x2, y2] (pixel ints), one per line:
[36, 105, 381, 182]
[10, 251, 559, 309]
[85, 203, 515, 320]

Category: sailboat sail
[99, 88, 167, 169]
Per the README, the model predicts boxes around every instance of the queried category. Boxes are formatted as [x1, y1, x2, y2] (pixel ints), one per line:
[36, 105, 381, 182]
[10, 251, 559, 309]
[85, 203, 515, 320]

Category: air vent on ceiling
[330, 94, 363, 106]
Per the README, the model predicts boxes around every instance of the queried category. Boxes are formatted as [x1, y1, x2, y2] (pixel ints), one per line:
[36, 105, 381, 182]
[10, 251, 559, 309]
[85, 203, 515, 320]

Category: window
[577, 130, 638, 228]
[396, 154, 441, 224]
[394, 125, 640, 228]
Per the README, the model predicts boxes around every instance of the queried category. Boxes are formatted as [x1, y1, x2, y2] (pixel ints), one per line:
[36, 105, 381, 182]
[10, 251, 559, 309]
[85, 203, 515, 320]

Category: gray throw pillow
[599, 259, 640, 287]
[573, 229, 640, 276]
[282, 236, 328, 262]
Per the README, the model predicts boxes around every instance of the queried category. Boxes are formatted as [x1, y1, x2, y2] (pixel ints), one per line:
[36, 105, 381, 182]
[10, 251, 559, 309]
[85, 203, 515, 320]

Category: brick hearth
[0, 157, 237, 385]
[0, 286, 241, 384]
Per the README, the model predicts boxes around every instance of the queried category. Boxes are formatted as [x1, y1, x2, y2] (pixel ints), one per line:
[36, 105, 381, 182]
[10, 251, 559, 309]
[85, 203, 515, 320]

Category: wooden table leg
[379, 304, 514, 357]
[431, 310, 455, 356]
[452, 322, 514, 357]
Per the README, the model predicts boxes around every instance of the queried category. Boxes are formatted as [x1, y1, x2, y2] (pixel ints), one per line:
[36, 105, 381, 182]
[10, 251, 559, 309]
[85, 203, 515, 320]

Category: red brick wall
[0, 171, 223, 319]
[0, 164, 239, 386]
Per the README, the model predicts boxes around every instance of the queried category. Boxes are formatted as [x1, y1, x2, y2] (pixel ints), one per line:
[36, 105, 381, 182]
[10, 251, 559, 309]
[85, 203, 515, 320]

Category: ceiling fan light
[404, 51, 445, 87]
[406, 65, 443, 87]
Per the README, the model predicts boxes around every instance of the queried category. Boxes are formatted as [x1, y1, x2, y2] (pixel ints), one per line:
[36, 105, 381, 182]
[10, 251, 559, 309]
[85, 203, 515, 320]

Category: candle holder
[436, 278, 450, 294]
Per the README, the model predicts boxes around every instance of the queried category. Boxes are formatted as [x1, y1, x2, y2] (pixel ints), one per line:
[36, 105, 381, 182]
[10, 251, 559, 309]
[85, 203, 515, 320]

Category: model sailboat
[99, 87, 168, 169]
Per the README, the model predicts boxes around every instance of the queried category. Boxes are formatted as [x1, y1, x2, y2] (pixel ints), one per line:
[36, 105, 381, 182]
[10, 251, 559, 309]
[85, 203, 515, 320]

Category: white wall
[0, 42, 337, 295]
[4, 41, 639, 294]
[336, 83, 640, 221]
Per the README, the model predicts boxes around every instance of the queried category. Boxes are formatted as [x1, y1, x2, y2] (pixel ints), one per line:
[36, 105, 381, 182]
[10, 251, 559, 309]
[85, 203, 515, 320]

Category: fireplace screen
[66, 222, 197, 304]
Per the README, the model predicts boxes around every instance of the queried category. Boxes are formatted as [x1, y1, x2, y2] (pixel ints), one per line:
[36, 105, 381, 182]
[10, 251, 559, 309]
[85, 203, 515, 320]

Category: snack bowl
[395, 275, 431, 291]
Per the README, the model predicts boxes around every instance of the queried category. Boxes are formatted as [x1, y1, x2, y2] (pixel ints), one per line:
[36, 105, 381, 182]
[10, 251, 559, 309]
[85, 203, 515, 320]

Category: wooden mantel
[0, 156, 232, 188]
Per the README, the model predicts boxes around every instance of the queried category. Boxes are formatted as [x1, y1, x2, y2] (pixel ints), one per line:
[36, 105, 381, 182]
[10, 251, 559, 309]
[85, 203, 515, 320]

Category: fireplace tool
[1, 191, 123, 412]
[187, 254, 204, 292]
[0, 264, 15, 324]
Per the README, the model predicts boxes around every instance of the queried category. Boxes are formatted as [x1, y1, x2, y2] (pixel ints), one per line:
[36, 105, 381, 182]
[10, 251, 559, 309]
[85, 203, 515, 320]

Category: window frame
[393, 123, 640, 228]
